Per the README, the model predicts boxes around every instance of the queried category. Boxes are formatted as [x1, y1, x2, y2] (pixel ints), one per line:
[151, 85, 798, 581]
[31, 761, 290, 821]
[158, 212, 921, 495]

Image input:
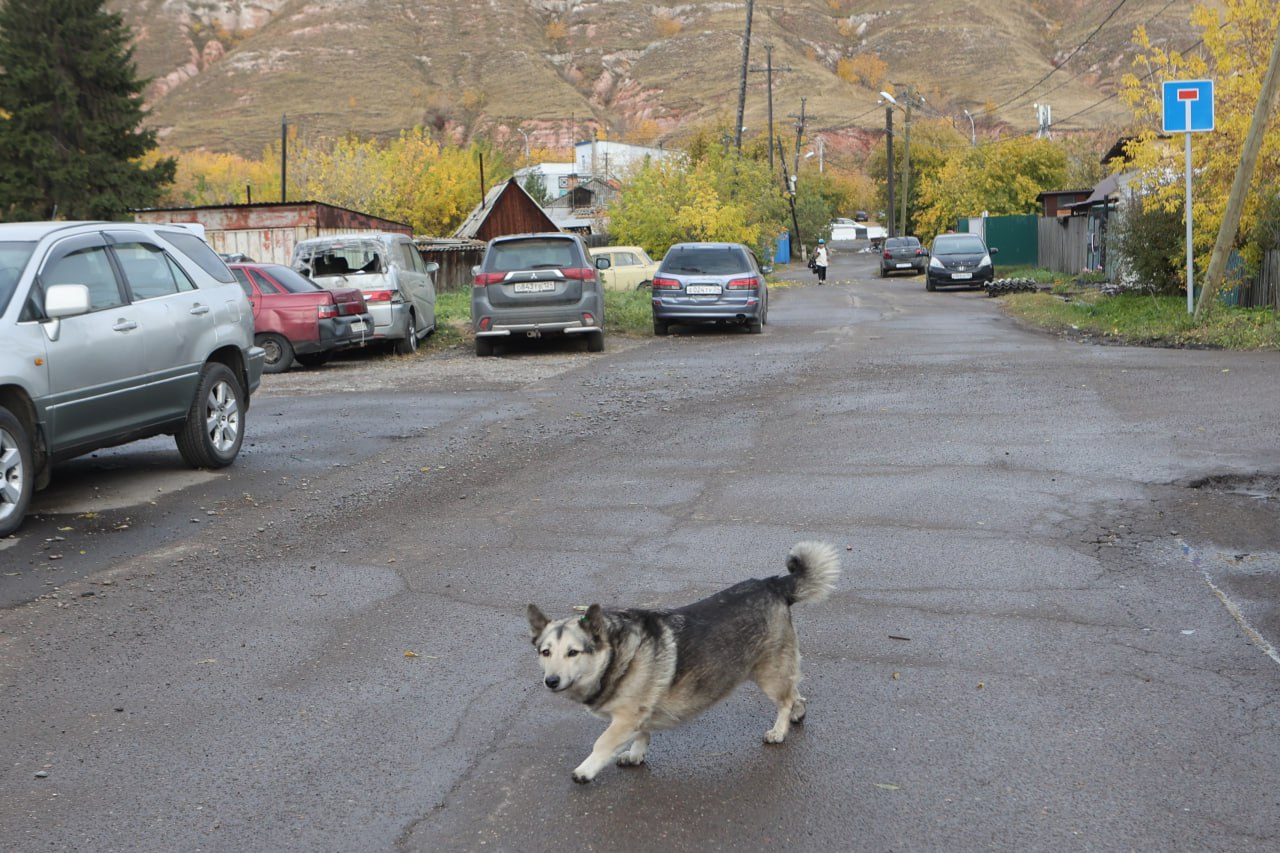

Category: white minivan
[292, 233, 437, 354]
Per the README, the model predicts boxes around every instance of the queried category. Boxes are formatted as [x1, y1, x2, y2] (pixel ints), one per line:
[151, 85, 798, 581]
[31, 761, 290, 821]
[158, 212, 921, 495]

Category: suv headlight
[930, 256, 944, 269]
[979, 254, 992, 267]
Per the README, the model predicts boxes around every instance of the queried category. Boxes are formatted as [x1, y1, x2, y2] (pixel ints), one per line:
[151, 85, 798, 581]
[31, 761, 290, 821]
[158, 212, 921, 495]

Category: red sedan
[230, 263, 373, 373]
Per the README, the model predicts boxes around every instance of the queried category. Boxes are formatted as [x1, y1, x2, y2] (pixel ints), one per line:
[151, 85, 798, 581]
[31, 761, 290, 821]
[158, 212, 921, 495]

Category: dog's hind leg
[617, 731, 650, 767]
[754, 647, 804, 744]
[573, 715, 642, 783]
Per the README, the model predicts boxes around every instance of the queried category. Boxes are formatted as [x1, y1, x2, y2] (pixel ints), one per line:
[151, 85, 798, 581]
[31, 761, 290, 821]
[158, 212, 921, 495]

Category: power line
[992, 0, 1133, 113]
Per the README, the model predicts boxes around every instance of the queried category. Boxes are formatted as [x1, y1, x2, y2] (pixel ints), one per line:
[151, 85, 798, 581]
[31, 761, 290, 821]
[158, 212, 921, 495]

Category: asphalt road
[2, 247, 1278, 851]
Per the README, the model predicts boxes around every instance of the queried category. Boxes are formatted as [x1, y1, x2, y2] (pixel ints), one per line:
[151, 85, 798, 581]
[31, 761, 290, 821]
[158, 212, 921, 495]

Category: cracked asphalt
[2, 247, 1277, 851]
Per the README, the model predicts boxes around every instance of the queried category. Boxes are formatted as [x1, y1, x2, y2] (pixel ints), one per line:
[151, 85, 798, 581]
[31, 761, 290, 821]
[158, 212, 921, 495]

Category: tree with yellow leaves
[1119, 0, 1280, 274]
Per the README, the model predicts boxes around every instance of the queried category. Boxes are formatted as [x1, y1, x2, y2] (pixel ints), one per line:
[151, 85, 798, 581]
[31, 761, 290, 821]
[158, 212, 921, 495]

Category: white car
[0, 222, 265, 537]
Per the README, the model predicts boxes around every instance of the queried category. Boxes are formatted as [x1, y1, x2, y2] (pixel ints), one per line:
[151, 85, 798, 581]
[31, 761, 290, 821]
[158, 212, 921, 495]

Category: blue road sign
[1162, 79, 1215, 133]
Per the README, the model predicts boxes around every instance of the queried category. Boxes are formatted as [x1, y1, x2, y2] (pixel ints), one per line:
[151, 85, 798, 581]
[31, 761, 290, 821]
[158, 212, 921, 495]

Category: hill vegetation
[114, 0, 1200, 158]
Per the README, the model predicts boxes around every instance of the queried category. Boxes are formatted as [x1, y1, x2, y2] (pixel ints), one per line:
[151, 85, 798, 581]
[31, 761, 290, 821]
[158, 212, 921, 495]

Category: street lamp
[883, 85, 923, 237]
[963, 109, 976, 146]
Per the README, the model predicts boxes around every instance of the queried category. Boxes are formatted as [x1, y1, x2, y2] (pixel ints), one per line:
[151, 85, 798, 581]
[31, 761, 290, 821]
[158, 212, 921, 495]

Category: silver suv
[470, 232, 608, 356]
[0, 222, 265, 537]
[291, 233, 438, 354]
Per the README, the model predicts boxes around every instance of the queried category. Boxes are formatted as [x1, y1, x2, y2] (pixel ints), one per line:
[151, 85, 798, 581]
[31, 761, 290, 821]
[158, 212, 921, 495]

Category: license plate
[513, 281, 556, 293]
[952, 272, 972, 280]
[350, 320, 367, 332]
[896, 263, 911, 269]
[686, 284, 722, 295]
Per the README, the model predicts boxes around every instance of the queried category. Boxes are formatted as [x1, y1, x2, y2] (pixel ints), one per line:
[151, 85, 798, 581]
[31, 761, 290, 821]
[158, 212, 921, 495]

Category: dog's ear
[527, 604, 549, 641]
[582, 604, 607, 643]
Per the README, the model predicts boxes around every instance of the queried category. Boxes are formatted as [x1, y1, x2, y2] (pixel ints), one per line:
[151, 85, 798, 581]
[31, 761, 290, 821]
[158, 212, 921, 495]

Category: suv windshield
[934, 235, 987, 254]
[661, 246, 749, 274]
[488, 238, 580, 272]
[0, 242, 36, 314]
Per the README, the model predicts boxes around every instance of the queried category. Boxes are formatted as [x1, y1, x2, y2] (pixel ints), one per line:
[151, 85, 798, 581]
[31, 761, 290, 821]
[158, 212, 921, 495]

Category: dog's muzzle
[544, 675, 562, 690]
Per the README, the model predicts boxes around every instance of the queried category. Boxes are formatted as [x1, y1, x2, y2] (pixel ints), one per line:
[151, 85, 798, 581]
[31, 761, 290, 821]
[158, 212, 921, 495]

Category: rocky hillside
[114, 0, 1200, 159]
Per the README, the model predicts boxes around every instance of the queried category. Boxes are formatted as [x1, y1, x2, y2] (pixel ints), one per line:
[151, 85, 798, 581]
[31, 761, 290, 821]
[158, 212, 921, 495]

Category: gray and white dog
[527, 540, 841, 783]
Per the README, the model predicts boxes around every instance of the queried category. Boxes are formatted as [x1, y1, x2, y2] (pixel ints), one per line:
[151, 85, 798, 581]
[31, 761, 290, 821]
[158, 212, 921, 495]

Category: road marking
[1179, 539, 1280, 667]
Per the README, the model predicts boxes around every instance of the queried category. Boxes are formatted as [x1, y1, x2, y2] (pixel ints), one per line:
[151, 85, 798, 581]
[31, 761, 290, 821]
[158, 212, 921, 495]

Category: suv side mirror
[594, 257, 611, 270]
[990, 247, 999, 254]
[45, 283, 91, 319]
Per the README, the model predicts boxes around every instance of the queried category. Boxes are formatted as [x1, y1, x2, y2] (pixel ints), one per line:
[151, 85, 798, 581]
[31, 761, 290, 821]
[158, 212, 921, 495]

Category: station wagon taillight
[364, 289, 398, 302]
[727, 276, 760, 290]
[652, 276, 681, 289]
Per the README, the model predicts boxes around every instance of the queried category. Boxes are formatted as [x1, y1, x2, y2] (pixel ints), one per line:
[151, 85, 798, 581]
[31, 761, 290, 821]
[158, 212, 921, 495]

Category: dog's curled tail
[785, 540, 842, 604]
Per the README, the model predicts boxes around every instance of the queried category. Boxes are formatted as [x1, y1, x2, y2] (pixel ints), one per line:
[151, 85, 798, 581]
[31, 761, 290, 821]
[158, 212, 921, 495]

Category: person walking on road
[812, 239, 829, 285]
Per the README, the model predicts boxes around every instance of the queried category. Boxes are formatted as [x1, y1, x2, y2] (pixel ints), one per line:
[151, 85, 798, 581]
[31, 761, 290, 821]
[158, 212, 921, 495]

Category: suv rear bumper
[475, 319, 599, 337]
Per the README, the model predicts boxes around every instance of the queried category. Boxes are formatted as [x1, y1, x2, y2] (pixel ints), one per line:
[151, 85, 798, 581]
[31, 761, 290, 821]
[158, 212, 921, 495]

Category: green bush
[1110, 193, 1185, 295]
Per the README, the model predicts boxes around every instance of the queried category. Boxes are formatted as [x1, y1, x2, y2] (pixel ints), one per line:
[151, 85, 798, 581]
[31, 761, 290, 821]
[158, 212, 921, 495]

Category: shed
[131, 201, 412, 265]
[1035, 189, 1092, 218]
[417, 237, 486, 293]
[452, 178, 558, 242]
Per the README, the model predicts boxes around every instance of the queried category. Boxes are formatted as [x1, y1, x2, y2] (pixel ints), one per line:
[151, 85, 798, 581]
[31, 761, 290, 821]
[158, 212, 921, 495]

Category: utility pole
[884, 106, 896, 238]
[777, 139, 804, 262]
[280, 114, 287, 202]
[789, 98, 812, 181]
[734, 0, 754, 152]
[749, 43, 791, 172]
[1196, 19, 1280, 318]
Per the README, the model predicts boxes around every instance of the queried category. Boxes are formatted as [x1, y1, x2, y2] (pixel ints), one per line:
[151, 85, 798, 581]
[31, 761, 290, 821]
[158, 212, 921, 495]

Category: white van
[292, 233, 437, 354]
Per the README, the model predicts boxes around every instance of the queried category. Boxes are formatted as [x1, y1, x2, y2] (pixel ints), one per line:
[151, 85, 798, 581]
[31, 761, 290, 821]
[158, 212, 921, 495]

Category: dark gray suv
[470, 233, 608, 356]
[651, 242, 768, 335]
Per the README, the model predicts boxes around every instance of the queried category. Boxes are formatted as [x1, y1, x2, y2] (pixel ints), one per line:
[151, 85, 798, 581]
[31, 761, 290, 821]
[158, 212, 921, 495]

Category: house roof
[451, 177, 557, 240]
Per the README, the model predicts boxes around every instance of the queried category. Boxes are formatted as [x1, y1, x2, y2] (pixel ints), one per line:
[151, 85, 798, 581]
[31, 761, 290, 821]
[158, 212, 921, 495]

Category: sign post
[1162, 80, 1215, 314]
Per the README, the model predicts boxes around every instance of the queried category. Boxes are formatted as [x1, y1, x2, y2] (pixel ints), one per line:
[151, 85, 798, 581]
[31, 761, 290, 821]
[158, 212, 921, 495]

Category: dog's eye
[567, 649, 580, 657]
[539, 648, 550, 657]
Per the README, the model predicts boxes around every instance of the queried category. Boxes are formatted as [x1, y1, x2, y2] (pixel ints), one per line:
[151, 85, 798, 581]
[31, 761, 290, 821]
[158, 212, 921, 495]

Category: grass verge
[999, 286, 1280, 350]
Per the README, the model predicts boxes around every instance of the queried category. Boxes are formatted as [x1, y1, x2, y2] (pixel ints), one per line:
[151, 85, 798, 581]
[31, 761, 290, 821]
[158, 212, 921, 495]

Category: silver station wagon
[0, 221, 265, 537]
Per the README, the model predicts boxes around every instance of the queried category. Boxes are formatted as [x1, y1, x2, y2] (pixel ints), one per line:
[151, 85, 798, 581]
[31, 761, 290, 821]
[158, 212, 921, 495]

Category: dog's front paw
[571, 770, 595, 784]
[616, 753, 646, 767]
[764, 727, 787, 744]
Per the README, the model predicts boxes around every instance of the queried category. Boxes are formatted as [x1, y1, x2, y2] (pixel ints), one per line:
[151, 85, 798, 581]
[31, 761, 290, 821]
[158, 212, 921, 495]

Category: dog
[527, 540, 841, 783]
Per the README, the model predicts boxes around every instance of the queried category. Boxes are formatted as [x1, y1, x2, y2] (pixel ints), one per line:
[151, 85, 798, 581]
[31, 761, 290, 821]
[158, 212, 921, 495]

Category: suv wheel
[653, 320, 669, 336]
[586, 330, 605, 352]
[257, 333, 295, 374]
[925, 277, 937, 292]
[0, 406, 34, 537]
[395, 314, 418, 355]
[176, 363, 246, 469]
[475, 337, 495, 357]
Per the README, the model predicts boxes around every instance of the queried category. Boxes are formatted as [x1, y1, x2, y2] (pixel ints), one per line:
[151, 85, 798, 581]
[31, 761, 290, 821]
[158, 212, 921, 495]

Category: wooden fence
[1230, 249, 1279, 309]
[1037, 216, 1090, 275]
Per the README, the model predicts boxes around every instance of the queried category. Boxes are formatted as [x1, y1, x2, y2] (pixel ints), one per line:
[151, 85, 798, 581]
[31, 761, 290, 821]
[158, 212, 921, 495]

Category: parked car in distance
[590, 245, 659, 291]
[0, 221, 265, 537]
[879, 236, 928, 277]
[926, 233, 997, 291]
[854, 210, 869, 222]
[230, 263, 373, 373]
[829, 219, 860, 242]
[291, 232, 437, 355]
[651, 242, 768, 335]
[471, 232, 608, 356]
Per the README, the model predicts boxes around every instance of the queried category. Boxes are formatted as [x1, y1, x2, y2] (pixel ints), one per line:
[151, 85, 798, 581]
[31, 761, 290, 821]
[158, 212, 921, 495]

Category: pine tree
[0, 0, 176, 220]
